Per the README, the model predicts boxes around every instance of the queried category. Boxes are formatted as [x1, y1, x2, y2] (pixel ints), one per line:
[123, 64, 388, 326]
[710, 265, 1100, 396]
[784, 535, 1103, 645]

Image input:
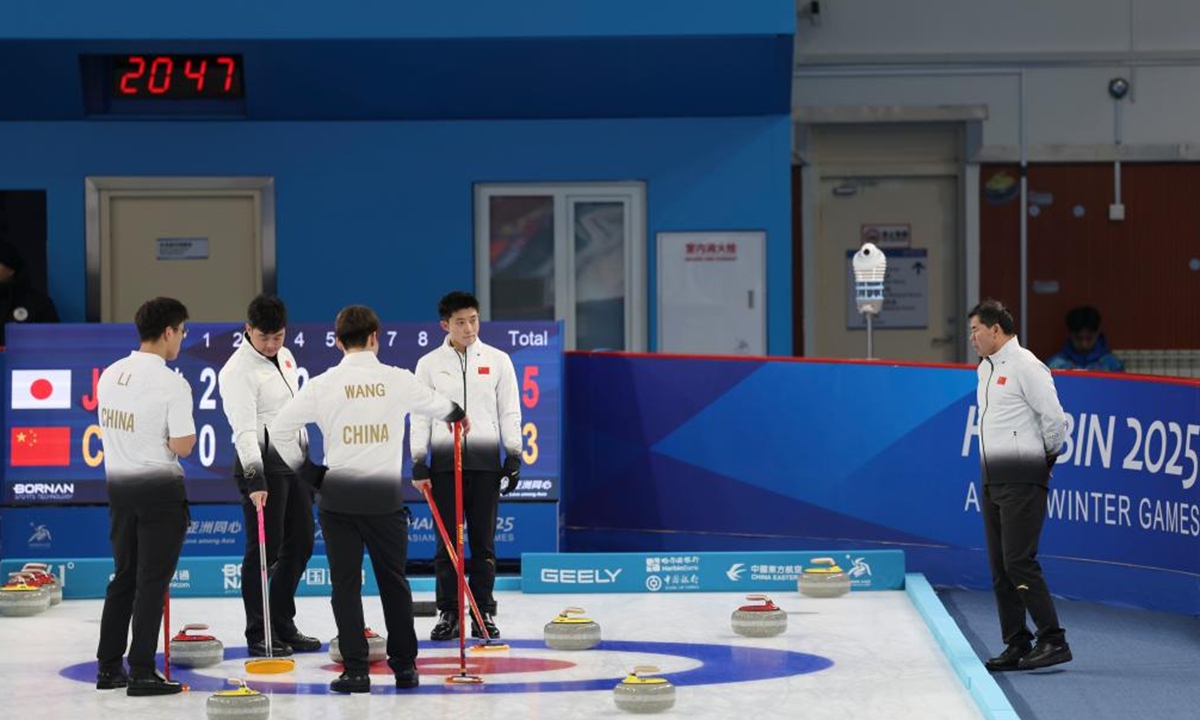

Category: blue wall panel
[0, 116, 793, 353]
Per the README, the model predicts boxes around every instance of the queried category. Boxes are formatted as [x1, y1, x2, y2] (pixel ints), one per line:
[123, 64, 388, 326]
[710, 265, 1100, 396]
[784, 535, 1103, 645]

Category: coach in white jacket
[270, 305, 466, 694]
[411, 291, 522, 642]
[969, 299, 1071, 672]
[218, 295, 318, 656]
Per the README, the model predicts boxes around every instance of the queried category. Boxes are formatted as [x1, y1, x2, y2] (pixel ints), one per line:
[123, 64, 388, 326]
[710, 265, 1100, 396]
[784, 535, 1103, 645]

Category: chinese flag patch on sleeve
[10, 427, 72, 467]
[478, 367, 491, 375]
[997, 376, 1008, 386]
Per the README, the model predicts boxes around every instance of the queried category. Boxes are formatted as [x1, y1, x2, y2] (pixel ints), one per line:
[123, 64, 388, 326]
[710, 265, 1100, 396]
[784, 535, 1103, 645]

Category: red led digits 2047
[113, 55, 243, 99]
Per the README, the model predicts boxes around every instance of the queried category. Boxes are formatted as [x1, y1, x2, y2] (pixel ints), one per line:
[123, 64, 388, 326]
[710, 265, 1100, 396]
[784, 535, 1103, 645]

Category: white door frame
[473, 182, 647, 351]
[85, 176, 276, 322]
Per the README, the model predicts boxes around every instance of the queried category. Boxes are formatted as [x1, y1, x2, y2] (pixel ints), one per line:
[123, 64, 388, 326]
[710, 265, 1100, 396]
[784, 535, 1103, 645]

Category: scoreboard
[3, 321, 561, 505]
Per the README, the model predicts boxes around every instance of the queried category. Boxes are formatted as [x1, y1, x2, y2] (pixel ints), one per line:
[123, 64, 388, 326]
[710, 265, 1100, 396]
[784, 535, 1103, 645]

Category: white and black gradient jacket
[217, 337, 304, 493]
[976, 336, 1068, 485]
[270, 351, 463, 514]
[97, 351, 195, 507]
[410, 336, 522, 473]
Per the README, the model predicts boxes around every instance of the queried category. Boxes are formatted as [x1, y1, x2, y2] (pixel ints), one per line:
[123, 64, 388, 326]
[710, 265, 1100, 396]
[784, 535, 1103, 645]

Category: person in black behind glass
[0, 239, 58, 346]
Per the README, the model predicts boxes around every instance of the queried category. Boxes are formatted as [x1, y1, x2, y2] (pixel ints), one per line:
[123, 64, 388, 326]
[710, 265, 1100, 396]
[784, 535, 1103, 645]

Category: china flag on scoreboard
[9, 427, 71, 467]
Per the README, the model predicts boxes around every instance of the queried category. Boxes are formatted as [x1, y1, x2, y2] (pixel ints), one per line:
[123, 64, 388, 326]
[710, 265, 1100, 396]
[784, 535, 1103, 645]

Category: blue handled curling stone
[614, 665, 675, 713]
[544, 606, 602, 650]
[207, 679, 269, 720]
[798, 557, 851, 598]
[170, 623, 225, 667]
[731, 594, 787, 637]
[329, 627, 387, 664]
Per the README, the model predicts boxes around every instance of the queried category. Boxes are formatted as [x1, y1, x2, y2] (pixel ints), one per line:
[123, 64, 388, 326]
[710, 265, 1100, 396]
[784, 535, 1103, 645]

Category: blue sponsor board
[3, 320, 562, 503]
[520, 550, 904, 593]
[0, 556, 520, 599]
[1, 505, 245, 558]
[1, 501, 557, 561]
[0, 555, 376, 599]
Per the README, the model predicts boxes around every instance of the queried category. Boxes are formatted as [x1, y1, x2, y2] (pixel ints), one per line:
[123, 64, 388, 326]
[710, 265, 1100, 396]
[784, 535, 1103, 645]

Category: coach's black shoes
[430, 610, 459, 641]
[330, 671, 371, 694]
[1017, 640, 1072, 670]
[984, 643, 1032, 671]
[95, 668, 129, 690]
[126, 670, 184, 696]
[471, 613, 500, 639]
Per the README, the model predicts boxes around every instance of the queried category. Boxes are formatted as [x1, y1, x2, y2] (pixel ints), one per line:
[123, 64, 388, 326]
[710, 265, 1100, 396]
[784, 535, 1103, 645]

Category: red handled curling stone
[169, 623, 225, 667]
[20, 564, 62, 605]
[329, 627, 386, 664]
[730, 594, 787, 637]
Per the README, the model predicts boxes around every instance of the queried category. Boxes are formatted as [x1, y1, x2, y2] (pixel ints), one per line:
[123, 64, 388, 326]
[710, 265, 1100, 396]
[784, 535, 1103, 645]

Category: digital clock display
[110, 54, 245, 100]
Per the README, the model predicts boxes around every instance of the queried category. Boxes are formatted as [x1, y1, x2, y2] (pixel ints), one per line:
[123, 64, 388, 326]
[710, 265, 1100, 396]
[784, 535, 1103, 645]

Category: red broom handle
[454, 421, 467, 672]
[419, 483, 491, 637]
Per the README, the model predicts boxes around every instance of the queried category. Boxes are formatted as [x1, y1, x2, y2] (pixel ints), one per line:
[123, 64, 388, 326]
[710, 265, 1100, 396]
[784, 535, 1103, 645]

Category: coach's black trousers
[982, 482, 1065, 646]
[96, 501, 189, 677]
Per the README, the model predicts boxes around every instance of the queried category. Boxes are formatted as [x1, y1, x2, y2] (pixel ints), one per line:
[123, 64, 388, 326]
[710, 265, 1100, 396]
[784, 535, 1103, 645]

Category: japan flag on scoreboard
[10, 369, 72, 410]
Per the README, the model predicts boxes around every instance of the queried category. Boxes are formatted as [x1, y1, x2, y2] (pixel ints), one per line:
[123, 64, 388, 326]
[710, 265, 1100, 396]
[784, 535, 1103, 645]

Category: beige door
[93, 184, 268, 322]
[807, 124, 962, 362]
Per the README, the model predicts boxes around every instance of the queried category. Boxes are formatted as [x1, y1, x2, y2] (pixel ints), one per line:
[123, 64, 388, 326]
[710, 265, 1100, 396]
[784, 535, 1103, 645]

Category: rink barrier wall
[564, 352, 1200, 615]
[519, 550, 903, 593]
[905, 573, 1020, 720]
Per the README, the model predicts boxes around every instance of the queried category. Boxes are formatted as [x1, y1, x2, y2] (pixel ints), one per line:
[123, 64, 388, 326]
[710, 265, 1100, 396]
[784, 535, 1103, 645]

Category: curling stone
[730, 594, 787, 637]
[613, 665, 675, 714]
[798, 557, 851, 598]
[329, 627, 386, 664]
[207, 679, 270, 720]
[170, 623, 225, 667]
[0, 577, 51, 616]
[20, 564, 62, 605]
[544, 606, 602, 650]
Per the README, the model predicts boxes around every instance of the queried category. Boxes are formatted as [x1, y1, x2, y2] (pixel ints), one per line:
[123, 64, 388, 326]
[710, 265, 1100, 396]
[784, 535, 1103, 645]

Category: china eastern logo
[725, 563, 746, 582]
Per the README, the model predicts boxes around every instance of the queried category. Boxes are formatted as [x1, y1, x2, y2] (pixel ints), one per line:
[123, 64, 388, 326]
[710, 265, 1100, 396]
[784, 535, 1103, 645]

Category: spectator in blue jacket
[1046, 306, 1124, 372]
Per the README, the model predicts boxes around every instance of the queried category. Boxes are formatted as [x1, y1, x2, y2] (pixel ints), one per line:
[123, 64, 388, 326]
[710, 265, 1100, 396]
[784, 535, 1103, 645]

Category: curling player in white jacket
[969, 299, 1072, 672]
[217, 294, 319, 656]
[270, 305, 467, 694]
[410, 291, 523, 642]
